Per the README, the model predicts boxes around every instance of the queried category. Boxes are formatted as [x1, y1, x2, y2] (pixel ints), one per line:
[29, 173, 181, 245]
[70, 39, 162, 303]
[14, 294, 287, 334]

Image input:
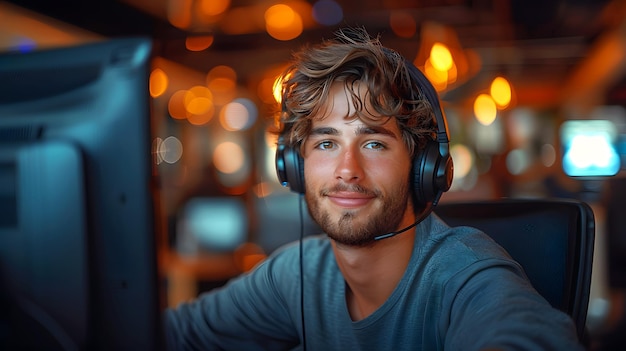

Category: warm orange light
[414, 21, 475, 92]
[149, 68, 168, 98]
[185, 35, 214, 51]
[474, 94, 497, 126]
[168, 90, 190, 120]
[185, 86, 213, 114]
[207, 65, 237, 82]
[186, 96, 213, 115]
[266, 4, 295, 27]
[233, 242, 267, 272]
[424, 59, 448, 91]
[187, 108, 214, 125]
[167, 0, 193, 29]
[447, 61, 458, 84]
[206, 65, 237, 105]
[198, 0, 230, 16]
[184, 86, 215, 125]
[490, 76, 512, 108]
[430, 43, 453, 71]
[209, 78, 236, 105]
[257, 76, 276, 104]
[272, 74, 284, 103]
[265, 4, 303, 40]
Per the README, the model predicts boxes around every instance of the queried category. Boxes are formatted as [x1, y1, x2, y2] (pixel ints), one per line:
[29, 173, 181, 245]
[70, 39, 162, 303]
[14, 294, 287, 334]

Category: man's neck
[331, 229, 415, 320]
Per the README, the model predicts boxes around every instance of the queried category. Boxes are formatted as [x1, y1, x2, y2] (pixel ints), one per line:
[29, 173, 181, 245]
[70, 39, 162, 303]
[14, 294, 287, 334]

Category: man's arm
[164, 248, 302, 351]
[442, 260, 584, 351]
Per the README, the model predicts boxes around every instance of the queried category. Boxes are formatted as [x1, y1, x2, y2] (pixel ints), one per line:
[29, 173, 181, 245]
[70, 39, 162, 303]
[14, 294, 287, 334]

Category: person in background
[164, 27, 584, 350]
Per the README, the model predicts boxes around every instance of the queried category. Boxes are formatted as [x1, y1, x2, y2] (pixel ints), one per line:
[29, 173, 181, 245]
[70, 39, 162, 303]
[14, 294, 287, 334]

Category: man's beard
[305, 181, 411, 247]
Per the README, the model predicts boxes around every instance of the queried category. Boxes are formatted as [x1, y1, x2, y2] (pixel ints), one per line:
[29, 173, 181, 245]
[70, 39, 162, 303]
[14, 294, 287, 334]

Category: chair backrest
[434, 198, 595, 341]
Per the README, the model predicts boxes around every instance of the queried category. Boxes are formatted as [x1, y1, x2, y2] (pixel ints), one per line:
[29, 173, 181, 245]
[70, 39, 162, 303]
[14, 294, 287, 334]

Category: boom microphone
[374, 204, 433, 241]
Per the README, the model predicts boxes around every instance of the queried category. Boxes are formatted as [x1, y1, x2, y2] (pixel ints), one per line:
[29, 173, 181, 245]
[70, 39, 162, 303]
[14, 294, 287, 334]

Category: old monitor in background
[0, 37, 163, 350]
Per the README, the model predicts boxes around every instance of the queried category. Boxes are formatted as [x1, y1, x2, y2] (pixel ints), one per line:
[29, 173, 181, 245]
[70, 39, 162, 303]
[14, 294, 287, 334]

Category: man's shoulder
[421, 215, 516, 269]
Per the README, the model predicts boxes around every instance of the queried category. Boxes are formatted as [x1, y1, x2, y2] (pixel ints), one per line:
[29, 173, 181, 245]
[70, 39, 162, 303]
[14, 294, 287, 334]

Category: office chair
[434, 198, 595, 342]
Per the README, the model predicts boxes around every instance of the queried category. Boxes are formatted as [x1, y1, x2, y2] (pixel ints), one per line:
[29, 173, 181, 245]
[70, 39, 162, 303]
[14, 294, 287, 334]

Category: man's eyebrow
[308, 125, 398, 138]
[310, 127, 340, 136]
[355, 125, 398, 138]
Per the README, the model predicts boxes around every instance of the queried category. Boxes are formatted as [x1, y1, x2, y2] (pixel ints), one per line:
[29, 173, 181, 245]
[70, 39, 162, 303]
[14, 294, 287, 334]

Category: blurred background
[2, 0, 626, 349]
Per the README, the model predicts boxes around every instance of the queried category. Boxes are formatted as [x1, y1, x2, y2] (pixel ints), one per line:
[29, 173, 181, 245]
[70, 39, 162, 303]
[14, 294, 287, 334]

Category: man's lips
[326, 191, 375, 208]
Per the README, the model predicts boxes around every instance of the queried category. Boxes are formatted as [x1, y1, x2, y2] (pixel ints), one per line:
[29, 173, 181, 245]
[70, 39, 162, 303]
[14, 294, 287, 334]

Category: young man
[164, 27, 584, 350]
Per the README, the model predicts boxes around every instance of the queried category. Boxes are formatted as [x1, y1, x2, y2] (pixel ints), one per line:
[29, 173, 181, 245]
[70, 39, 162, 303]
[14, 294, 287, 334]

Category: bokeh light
[220, 98, 258, 131]
[506, 148, 531, 175]
[265, 4, 303, 41]
[474, 93, 497, 126]
[185, 86, 215, 125]
[450, 144, 473, 179]
[198, 0, 230, 17]
[182, 197, 247, 251]
[167, 0, 193, 29]
[206, 65, 237, 105]
[155, 136, 184, 164]
[490, 76, 512, 108]
[185, 35, 214, 51]
[312, 0, 342, 26]
[149, 68, 168, 98]
[214, 141, 245, 174]
[430, 43, 453, 71]
[169, 90, 191, 120]
[185, 86, 213, 114]
[424, 59, 449, 90]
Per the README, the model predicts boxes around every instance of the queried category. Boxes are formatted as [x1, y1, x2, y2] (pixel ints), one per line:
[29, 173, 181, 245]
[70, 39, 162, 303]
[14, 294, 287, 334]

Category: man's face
[302, 83, 414, 247]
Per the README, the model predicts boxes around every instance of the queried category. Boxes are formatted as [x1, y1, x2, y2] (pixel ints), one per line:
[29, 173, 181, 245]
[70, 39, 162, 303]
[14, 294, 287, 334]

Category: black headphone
[275, 60, 453, 208]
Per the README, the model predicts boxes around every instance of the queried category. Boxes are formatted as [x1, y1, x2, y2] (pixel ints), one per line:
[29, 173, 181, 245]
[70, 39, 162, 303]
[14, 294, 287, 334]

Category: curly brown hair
[275, 27, 437, 157]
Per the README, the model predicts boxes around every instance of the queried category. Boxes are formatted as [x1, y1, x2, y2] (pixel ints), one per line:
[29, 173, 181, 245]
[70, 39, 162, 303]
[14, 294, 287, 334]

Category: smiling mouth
[326, 191, 376, 209]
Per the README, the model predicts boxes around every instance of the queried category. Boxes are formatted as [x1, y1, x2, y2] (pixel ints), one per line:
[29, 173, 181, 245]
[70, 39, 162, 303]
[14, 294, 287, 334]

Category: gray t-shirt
[164, 214, 584, 350]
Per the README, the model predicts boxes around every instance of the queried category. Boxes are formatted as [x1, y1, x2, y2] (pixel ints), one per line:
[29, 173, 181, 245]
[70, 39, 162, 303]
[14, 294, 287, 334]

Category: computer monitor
[0, 37, 163, 350]
[560, 119, 621, 177]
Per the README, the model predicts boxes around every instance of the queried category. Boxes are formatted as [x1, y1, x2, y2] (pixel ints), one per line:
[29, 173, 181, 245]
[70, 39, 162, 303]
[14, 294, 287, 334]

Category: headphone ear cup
[403, 60, 453, 208]
[412, 140, 454, 206]
[275, 139, 306, 193]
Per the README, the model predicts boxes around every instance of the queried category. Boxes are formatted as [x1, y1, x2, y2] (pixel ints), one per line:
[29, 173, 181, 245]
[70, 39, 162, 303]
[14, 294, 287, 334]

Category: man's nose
[334, 148, 364, 182]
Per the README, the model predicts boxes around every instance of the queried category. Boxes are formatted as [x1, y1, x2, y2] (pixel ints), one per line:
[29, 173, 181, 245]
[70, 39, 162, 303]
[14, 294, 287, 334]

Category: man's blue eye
[365, 142, 384, 150]
[318, 141, 333, 150]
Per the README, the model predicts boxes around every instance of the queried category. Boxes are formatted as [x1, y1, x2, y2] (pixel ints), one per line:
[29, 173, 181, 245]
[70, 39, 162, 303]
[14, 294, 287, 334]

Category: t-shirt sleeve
[163, 244, 303, 351]
[441, 258, 585, 351]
